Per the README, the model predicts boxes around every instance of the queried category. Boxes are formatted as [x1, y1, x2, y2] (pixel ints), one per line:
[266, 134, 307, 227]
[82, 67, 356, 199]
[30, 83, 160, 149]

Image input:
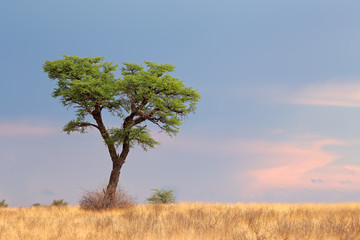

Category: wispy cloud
[276, 82, 360, 107]
[0, 122, 58, 136]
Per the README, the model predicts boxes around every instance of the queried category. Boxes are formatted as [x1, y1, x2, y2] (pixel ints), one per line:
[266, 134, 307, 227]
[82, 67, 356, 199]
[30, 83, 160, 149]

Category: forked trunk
[92, 106, 132, 207]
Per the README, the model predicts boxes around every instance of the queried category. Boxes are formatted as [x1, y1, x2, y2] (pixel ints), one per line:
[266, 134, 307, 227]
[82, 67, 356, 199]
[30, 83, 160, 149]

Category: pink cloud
[0, 122, 58, 136]
[224, 138, 360, 192]
[277, 82, 360, 107]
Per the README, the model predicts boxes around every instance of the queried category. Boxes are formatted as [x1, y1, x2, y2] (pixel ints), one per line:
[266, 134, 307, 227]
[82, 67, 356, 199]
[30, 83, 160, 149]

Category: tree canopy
[43, 55, 200, 150]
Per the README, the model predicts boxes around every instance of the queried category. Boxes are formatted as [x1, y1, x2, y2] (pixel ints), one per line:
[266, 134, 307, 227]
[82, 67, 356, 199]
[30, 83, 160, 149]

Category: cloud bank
[158, 132, 360, 201]
[0, 122, 58, 136]
[276, 82, 360, 107]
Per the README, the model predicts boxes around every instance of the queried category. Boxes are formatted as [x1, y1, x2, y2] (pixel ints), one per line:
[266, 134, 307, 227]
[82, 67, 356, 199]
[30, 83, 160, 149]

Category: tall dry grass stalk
[1, 202, 360, 239]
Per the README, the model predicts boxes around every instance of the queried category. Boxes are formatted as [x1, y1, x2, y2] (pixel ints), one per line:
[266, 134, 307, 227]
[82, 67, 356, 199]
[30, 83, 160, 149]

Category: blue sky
[2, 0, 360, 206]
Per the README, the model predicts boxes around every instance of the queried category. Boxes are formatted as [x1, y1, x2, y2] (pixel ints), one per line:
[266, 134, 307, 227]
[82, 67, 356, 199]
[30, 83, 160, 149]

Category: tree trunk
[92, 105, 134, 208]
[103, 143, 130, 207]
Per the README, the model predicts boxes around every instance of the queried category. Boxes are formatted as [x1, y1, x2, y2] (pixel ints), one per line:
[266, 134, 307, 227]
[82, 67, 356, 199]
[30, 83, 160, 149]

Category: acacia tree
[43, 55, 200, 206]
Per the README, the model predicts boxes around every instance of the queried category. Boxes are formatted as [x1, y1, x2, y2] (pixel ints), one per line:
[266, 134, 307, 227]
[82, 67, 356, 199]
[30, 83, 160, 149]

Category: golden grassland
[1, 202, 360, 240]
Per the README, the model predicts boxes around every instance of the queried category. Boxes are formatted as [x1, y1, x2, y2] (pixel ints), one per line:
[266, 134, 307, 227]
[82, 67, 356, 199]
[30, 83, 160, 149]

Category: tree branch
[78, 122, 100, 130]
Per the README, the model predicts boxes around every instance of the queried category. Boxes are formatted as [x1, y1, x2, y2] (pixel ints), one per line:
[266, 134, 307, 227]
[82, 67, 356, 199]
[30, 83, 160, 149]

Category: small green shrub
[32, 203, 41, 207]
[51, 199, 68, 206]
[147, 188, 176, 204]
[0, 199, 8, 208]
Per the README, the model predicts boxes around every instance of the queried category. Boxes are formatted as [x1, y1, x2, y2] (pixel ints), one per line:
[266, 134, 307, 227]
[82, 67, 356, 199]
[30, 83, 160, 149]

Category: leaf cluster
[108, 126, 159, 150]
[44, 56, 120, 111]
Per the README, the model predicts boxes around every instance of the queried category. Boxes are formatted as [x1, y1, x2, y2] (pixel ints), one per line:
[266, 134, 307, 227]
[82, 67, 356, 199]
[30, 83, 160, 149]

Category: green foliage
[43, 55, 200, 150]
[32, 203, 41, 207]
[108, 125, 159, 150]
[51, 199, 68, 206]
[146, 188, 176, 204]
[0, 199, 8, 208]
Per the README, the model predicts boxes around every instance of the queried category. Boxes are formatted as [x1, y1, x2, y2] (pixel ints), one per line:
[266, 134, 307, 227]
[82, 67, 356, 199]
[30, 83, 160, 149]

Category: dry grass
[1, 202, 360, 239]
[79, 187, 136, 210]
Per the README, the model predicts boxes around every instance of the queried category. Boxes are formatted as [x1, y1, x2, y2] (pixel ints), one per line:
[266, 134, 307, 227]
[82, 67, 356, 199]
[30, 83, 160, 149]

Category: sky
[2, 0, 360, 206]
